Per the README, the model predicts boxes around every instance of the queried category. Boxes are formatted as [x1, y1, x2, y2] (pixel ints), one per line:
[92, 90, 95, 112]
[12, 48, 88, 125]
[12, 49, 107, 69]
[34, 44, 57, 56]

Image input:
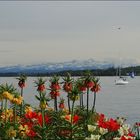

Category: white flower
[118, 124, 130, 136]
[122, 135, 135, 140]
[113, 135, 135, 140]
[99, 127, 108, 135]
[85, 138, 91, 140]
[113, 137, 121, 140]
[118, 127, 124, 136]
[87, 125, 96, 132]
[116, 117, 125, 125]
[91, 134, 101, 140]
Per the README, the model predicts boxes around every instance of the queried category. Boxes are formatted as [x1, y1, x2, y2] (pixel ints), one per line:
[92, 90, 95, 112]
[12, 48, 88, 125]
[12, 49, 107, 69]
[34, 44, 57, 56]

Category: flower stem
[80, 94, 82, 108]
[68, 94, 71, 113]
[137, 126, 140, 139]
[92, 92, 96, 113]
[41, 108, 46, 140]
[14, 104, 17, 128]
[21, 87, 23, 97]
[5, 99, 8, 124]
[1, 100, 4, 111]
[70, 100, 75, 140]
[87, 88, 89, 117]
[81, 93, 84, 108]
[80, 93, 84, 109]
[54, 96, 58, 112]
[20, 88, 23, 116]
[42, 109, 45, 128]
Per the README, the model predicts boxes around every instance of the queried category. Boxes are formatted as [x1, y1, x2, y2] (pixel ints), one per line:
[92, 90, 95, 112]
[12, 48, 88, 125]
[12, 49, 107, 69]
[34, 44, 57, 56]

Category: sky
[0, 1, 140, 66]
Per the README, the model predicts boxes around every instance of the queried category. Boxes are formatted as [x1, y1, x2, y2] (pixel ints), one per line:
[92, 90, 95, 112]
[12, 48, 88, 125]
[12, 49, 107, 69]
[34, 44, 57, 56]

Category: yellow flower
[18, 95, 23, 101]
[2, 91, 9, 98]
[11, 98, 18, 104]
[8, 94, 13, 101]
[11, 96, 22, 105]
[46, 107, 54, 111]
[39, 101, 46, 109]
[17, 96, 23, 105]
[25, 106, 32, 113]
[18, 124, 29, 138]
[7, 109, 13, 118]
[16, 116, 21, 122]
[63, 108, 69, 114]
[0, 109, 13, 122]
[17, 99, 22, 105]
[6, 127, 16, 138]
[70, 95, 79, 101]
[2, 91, 13, 100]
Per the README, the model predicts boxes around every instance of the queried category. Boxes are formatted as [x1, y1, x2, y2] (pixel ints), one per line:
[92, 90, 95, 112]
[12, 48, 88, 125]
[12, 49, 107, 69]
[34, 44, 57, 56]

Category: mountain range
[0, 59, 139, 74]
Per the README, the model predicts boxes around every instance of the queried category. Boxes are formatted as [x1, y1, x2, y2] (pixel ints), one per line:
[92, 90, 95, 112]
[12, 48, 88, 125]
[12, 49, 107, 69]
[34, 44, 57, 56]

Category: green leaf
[35, 95, 40, 101]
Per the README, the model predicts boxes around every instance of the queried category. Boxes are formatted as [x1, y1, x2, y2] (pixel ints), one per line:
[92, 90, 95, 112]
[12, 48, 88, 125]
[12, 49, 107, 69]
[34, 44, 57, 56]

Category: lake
[0, 76, 140, 125]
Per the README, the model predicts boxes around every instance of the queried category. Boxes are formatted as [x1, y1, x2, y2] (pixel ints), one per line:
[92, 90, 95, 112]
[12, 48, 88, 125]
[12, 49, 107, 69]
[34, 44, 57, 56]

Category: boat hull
[115, 79, 129, 85]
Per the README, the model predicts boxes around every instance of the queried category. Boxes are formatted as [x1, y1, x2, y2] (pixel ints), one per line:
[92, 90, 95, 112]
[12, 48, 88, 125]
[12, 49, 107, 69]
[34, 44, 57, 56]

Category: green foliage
[0, 83, 16, 94]
[16, 74, 27, 82]
[34, 77, 46, 86]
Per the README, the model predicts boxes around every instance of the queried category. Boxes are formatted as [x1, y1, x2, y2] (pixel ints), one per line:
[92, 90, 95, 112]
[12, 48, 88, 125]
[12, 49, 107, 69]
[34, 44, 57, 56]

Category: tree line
[0, 65, 139, 77]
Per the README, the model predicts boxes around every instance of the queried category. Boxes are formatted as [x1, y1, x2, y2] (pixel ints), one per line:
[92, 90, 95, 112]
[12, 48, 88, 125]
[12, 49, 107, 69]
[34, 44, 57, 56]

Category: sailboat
[115, 65, 129, 85]
[129, 71, 135, 78]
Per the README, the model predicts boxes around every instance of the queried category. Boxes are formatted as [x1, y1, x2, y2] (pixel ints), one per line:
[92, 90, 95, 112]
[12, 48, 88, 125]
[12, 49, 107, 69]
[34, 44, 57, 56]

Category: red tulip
[91, 84, 100, 93]
[98, 114, 120, 132]
[85, 81, 95, 88]
[50, 91, 60, 99]
[78, 86, 86, 92]
[73, 115, 80, 124]
[59, 103, 65, 109]
[50, 83, 61, 90]
[18, 81, 25, 88]
[63, 82, 72, 92]
[27, 130, 36, 138]
[37, 84, 45, 92]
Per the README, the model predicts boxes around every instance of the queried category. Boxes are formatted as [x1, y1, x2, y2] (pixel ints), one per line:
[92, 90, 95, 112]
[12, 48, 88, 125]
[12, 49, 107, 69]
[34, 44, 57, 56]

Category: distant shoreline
[0, 66, 139, 77]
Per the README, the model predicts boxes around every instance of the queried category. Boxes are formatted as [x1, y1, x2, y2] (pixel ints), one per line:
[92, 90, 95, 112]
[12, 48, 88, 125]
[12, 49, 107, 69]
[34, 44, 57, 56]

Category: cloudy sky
[0, 1, 140, 66]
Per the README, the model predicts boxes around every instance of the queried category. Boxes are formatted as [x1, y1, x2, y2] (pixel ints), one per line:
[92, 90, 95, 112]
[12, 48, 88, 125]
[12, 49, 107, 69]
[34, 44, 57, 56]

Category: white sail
[115, 65, 128, 85]
[129, 71, 135, 78]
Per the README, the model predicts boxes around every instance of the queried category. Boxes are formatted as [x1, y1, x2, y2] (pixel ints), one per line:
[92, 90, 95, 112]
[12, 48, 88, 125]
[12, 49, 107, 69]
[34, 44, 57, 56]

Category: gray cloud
[0, 1, 140, 66]
[0, 50, 13, 53]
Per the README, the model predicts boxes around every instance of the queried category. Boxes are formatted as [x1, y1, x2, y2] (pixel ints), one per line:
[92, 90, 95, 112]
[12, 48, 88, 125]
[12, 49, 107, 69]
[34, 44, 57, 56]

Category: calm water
[0, 76, 140, 125]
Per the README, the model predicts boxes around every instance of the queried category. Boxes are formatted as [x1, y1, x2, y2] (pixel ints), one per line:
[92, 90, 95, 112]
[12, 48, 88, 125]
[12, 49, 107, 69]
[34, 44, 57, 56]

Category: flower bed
[0, 73, 139, 140]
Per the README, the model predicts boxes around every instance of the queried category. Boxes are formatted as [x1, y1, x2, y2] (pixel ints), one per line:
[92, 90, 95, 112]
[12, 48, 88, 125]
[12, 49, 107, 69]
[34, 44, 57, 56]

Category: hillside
[0, 59, 139, 76]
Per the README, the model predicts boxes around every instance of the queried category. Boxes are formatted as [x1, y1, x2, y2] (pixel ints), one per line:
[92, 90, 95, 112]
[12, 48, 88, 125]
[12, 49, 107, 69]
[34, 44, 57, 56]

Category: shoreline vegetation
[0, 66, 140, 77]
[0, 73, 140, 140]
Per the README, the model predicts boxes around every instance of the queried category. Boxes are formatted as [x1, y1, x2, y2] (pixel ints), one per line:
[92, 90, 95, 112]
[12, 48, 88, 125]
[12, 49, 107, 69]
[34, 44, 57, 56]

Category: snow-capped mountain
[0, 59, 138, 74]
